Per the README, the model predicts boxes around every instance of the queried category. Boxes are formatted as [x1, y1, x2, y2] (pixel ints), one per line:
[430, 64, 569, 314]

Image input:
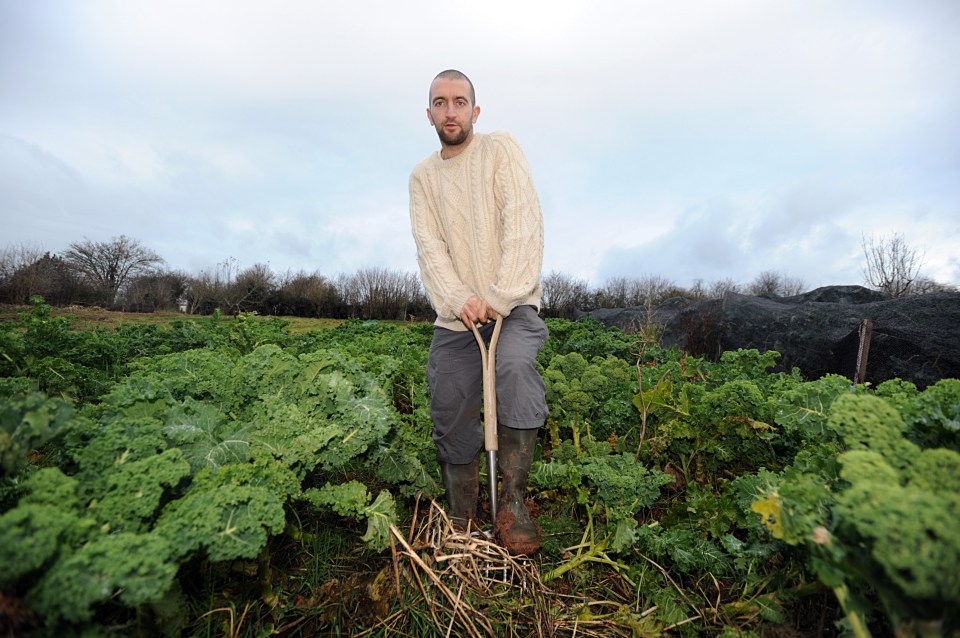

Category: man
[408, 69, 548, 554]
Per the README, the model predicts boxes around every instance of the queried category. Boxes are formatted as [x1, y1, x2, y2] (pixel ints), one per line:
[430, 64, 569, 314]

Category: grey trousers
[426, 305, 549, 464]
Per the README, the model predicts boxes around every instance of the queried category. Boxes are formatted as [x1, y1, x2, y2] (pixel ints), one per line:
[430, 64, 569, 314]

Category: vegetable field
[2, 299, 958, 637]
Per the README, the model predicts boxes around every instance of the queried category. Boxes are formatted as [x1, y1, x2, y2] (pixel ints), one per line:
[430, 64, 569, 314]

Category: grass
[0, 304, 345, 334]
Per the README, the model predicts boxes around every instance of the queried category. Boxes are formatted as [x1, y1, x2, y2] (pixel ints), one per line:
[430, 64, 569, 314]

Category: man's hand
[460, 296, 497, 326]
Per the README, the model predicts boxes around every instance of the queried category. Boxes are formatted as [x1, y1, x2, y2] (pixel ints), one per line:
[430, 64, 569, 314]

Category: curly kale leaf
[113, 348, 239, 407]
[20, 466, 82, 510]
[68, 414, 166, 480]
[27, 531, 178, 623]
[544, 352, 636, 442]
[371, 420, 438, 497]
[155, 483, 285, 562]
[900, 378, 960, 452]
[532, 448, 672, 553]
[715, 348, 781, 382]
[162, 398, 251, 472]
[581, 452, 673, 511]
[0, 503, 80, 585]
[0, 468, 103, 585]
[757, 393, 960, 626]
[248, 400, 339, 476]
[773, 374, 853, 439]
[747, 451, 837, 546]
[827, 394, 920, 470]
[302, 481, 396, 551]
[304, 480, 370, 517]
[192, 452, 302, 501]
[91, 448, 191, 532]
[837, 449, 960, 601]
[0, 391, 75, 477]
[636, 523, 733, 575]
[906, 448, 960, 493]
[361, 490, 396, 550]
[530, 457, 583, 492]
[582, 454, 673, 552]
[697, 380, 769, 429]
[249, 371, 395, 476]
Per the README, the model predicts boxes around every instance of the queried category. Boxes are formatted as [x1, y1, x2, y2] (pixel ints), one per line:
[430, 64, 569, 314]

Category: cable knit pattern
[409, 131, 544, 332]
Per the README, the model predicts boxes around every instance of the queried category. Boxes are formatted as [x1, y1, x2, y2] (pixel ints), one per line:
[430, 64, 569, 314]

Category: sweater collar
[436, 133, 481, 164]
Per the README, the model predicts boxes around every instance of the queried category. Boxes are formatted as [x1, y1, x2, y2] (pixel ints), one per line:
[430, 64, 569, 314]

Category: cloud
[2, 0, 958, 295]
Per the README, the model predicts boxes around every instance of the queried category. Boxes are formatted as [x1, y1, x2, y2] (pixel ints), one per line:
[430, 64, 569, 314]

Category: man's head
[427, 69, 480, 155]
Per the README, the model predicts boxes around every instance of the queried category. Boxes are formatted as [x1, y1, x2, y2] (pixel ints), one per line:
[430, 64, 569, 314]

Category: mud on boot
[495, 490, 541, 555]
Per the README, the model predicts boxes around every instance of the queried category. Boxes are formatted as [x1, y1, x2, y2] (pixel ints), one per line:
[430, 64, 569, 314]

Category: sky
[2, 0, 959, 292]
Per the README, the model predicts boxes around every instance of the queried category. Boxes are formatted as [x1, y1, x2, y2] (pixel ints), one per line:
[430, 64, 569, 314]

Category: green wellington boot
[440, 457, 479, 531]
[495, 425, 542, 554]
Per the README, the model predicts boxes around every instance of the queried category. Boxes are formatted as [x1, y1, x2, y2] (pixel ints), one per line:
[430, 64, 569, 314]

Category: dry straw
[387, 497, 549, 637]
[376, 497, 644, 638]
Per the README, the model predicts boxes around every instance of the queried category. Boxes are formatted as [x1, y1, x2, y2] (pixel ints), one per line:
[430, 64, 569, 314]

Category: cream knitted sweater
[409, 131, 544, 332]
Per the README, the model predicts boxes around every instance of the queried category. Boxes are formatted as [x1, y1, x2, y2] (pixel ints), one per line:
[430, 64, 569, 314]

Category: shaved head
[431, 69, 476, 106]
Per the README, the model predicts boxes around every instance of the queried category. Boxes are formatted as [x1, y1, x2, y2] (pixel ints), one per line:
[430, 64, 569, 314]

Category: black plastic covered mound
[584, 286, 960, 389]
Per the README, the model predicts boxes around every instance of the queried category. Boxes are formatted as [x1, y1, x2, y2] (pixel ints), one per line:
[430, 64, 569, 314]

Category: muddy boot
[495, 425, 542, 554]
[441, 457, 479, 531]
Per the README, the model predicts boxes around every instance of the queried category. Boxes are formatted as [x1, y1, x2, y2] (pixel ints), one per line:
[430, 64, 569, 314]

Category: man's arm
[484, 133, 545, 316]
[409, 170, 475, 322]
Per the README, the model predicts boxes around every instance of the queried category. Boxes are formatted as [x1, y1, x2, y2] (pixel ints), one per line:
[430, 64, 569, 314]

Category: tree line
[0, 237, 432, 321]
[1, 234, 953, 321]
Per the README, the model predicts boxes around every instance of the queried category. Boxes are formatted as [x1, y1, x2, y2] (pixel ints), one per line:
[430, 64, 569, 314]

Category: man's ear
[472, 105, 481, 123]
[426, 108, 435, 125]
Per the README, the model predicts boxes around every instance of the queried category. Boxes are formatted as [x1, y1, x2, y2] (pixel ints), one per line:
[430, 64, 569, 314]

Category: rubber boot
[440, 457, 479, 532]
[495, 425, 542, 554]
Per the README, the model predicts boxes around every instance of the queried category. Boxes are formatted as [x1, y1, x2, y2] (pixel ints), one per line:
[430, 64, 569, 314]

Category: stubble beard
[436, 122, 471, 148]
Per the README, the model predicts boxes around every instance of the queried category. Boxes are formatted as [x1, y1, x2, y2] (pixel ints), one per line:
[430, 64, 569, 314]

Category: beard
[436, 122, 471, 147]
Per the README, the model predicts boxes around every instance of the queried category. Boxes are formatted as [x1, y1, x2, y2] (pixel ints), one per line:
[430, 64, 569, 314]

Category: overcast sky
[2, 0, 958, 292]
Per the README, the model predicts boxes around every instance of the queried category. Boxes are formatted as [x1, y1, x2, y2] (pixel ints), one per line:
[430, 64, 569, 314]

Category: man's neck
[440, 132, 475, 160]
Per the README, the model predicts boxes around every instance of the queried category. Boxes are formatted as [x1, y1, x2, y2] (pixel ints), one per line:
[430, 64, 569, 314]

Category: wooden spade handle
[470, 315, 502, 452]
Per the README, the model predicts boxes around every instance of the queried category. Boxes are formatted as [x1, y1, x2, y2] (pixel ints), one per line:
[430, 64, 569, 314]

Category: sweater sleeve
[409, 168, 474, 323]
[484, 133, 544, 316]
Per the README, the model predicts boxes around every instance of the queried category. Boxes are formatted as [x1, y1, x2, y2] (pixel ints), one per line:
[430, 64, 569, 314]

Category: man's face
[427, 77, 480, 148]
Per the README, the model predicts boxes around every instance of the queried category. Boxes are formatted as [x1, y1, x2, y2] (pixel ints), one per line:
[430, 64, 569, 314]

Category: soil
[495, 507, 542, 555]
[0, 590, 41, 637]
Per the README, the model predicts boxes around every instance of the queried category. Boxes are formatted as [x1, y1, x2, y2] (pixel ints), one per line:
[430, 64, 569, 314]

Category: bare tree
[0, 242, 45, 283]
[62, 235, 165, 304]
[187, 257, 241, 314]
[0, 251, 96, 305]
[232, 263, 274, 313]
[628, 274, 680, 306]
[186, 268, 218, 315]
[272, 269, 343, 317]
[748, 270, 806, 297]
[910, 276, 957, 295]
[187, 259, 276, 314]
[541, 270, 591, 318]
[0, 242, 46, 303]
[687, 278, 708, 300]
[347, 266, 420, 320]
[708, 278, 742, 299]
[595, 276, 628, 308]
[121, 269, 190, 311]
[779, 275, 806, 297]
[862, 232, 924, 298]
[334, 272, 359, 316]
[597, 274, 677, 308]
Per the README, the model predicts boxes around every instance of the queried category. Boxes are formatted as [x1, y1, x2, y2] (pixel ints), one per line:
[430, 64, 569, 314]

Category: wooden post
[854, 319, 873, 385]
